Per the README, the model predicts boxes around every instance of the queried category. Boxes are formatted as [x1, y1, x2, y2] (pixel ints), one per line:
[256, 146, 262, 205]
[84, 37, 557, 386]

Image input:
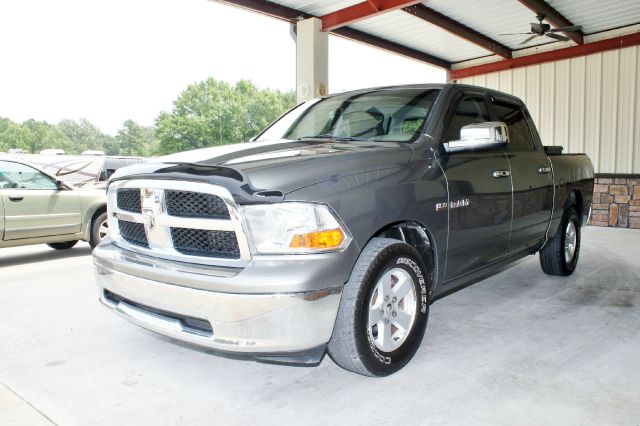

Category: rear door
[489, 97, 553, 253]
[438, 92, 513, 281]
[0, 160, 82, 240]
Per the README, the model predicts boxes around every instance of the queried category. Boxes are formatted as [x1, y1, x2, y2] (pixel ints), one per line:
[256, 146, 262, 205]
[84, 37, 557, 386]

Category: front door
[0, 160, 82, 240]
[437, 93, 513, 281]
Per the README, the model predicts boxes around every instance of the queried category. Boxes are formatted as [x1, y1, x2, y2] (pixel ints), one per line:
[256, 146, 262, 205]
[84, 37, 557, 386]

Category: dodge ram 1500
[93, 84, 594, 376]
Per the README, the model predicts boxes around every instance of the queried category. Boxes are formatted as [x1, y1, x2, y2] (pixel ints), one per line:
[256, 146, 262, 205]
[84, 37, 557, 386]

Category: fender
[82, 201, 107, 241]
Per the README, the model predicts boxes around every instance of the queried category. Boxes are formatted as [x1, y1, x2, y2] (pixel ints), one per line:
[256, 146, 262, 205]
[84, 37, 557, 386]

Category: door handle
[537, 166, 552, 174]
[492, 170, 511, 178]
[8, 196, 24, 202]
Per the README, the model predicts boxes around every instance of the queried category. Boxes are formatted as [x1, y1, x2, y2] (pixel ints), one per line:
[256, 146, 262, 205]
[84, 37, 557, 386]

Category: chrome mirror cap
[444, 121, 509, 153]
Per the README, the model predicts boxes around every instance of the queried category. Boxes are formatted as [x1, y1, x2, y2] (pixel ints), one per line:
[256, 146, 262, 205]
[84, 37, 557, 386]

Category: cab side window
[491, 100, 536, 151]
[0, 161, 57, 190]
[445, 96, 490, 142]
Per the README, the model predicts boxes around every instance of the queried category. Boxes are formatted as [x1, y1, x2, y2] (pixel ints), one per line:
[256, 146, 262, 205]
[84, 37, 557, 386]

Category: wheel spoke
[564, 220, 577, 263]
[380, 271, 393, 298]
[368, 305, 383, 326]
[99, 221, 109, 239]
[392, 310, 413, 332]
[392, 274, 412, 301]
[380, 322, 394, 352]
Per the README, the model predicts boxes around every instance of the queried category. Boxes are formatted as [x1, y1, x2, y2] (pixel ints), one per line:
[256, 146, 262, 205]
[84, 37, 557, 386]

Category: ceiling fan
[501, 14, 582, 45]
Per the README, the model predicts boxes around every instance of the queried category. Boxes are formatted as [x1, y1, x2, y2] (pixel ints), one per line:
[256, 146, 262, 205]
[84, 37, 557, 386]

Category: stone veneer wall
[591, 175, 640, 229]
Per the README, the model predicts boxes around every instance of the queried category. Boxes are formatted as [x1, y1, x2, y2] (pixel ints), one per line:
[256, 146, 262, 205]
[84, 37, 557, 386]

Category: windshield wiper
[297, 134, 369, 142]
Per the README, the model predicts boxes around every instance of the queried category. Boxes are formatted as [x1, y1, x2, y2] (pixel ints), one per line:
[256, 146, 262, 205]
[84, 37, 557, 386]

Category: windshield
[256, 88, 440, 143]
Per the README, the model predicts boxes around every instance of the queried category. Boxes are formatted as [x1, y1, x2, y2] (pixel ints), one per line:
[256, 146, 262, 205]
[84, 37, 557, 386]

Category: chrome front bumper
[94, 241, 349, 360]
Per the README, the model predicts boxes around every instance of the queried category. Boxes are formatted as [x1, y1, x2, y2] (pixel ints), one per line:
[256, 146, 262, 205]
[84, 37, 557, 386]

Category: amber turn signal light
[289, 228, 345, 250]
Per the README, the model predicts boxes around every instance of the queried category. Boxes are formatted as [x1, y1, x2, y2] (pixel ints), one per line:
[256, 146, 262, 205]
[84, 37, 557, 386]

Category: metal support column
[296, 18, 328, 104]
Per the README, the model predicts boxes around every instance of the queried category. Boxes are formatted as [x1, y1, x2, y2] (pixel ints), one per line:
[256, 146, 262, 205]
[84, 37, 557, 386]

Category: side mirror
[444, 121, 509, 153]
[56, 179, 66, 190]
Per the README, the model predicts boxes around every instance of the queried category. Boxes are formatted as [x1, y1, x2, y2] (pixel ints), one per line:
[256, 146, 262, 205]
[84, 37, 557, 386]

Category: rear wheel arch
[571, 190, 584, 225]
[562, 190, 584, 226]
[548, 189, 583, 241]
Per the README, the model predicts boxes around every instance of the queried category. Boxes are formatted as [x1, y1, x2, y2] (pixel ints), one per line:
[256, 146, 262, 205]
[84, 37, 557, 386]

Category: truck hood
[110, 139, 413, 204]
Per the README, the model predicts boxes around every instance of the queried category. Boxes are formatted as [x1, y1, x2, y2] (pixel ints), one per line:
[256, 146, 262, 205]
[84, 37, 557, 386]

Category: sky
[0, 0, 445, 135]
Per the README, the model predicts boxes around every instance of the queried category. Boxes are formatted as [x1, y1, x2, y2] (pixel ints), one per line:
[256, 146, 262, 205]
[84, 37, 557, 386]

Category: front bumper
[93, 241, 349, 362]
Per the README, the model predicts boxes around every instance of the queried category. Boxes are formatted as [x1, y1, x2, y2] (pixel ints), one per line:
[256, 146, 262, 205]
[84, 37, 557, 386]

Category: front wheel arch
[373, 221, 436, 290]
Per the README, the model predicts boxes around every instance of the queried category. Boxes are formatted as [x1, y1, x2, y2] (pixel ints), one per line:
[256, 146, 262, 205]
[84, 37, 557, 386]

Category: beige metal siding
[459, 46, 640, 173]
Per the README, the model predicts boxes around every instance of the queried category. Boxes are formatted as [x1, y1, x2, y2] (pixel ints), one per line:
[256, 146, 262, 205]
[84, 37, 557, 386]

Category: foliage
[0, 77, 294, 157]
[113, 119, 157, 156]
[0, 117, 155, 156]
[57, 119, 109, 154]
[155, 78, 295, 154]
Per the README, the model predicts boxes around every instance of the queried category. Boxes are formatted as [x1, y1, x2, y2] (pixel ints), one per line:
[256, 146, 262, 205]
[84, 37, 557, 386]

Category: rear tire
[539, 207, 581, 276]
[328, 238, 430, 377]
[47, 241, 78, 250]
[90, 212, 108, 248]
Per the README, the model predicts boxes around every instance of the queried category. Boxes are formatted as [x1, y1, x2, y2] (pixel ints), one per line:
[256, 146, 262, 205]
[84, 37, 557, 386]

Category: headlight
[242, 202, 351, 254]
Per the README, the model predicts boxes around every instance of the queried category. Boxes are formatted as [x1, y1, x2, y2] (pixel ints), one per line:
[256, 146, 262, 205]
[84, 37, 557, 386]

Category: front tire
[89, 212, 108, 248]
[328, 238, 430, 377]
[539, 207, 581, 276]
[47, 241, 78, 250]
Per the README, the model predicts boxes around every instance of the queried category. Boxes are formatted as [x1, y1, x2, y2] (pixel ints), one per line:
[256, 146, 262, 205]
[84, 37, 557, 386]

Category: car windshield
[256, 88, 440, 143]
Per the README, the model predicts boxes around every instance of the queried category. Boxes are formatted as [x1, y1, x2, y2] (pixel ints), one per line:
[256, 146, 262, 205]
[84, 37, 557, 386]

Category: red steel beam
[517, 0, 584, 44]
[321, 0, 423, 32]
[216, 0, 451, 69]
[449, 33, 640, 80]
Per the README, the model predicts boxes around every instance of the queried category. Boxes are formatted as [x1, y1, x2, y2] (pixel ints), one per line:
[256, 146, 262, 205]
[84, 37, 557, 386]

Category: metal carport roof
[214, 0, 640, 78]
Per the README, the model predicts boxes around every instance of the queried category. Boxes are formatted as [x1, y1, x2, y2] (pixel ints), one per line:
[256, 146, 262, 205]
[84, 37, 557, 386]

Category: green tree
[21, 119, 74, 153]
[0, 120, 34, 152]
[112, 119, 157, 156]
[155, 78, 295, 155]
[58, 118, 109, 154]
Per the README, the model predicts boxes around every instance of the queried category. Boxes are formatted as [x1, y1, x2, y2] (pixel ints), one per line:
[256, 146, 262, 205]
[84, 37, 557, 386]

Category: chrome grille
[165, 190, 230, 219]
[118, 220, 148, 248]
[107, 180, 251, 267]
[117, 189, 142, 213]
[170, 228, 240, 259]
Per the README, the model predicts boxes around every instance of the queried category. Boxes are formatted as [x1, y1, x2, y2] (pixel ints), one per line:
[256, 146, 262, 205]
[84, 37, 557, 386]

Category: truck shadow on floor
[0, 247, 93, 268]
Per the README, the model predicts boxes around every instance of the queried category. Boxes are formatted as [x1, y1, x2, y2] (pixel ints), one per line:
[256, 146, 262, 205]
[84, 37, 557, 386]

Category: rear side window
[491, 100, 536, 151]
[445, 96, 490, 142]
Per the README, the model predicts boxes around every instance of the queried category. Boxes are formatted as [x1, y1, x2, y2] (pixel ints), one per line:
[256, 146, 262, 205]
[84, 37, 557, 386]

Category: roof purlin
[402, 4, 513, 59]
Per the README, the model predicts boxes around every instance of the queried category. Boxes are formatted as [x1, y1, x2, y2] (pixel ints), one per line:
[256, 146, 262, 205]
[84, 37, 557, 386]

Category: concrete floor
[1, 226, 639, 425]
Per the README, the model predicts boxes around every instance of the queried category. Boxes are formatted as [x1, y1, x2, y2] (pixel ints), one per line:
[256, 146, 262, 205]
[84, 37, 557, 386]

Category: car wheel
[540, 206, 581, 276]
[47, 241, 78, 250]
[90, 212, 109, 248]
[328, 238, 430, 377]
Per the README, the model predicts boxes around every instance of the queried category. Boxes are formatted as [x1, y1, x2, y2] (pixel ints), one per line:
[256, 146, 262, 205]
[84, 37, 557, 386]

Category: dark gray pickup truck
[93, 84, 594, 376]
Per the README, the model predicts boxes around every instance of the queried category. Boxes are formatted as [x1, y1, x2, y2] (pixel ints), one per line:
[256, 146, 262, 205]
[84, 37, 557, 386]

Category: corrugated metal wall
[457, 46, 640, 174]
